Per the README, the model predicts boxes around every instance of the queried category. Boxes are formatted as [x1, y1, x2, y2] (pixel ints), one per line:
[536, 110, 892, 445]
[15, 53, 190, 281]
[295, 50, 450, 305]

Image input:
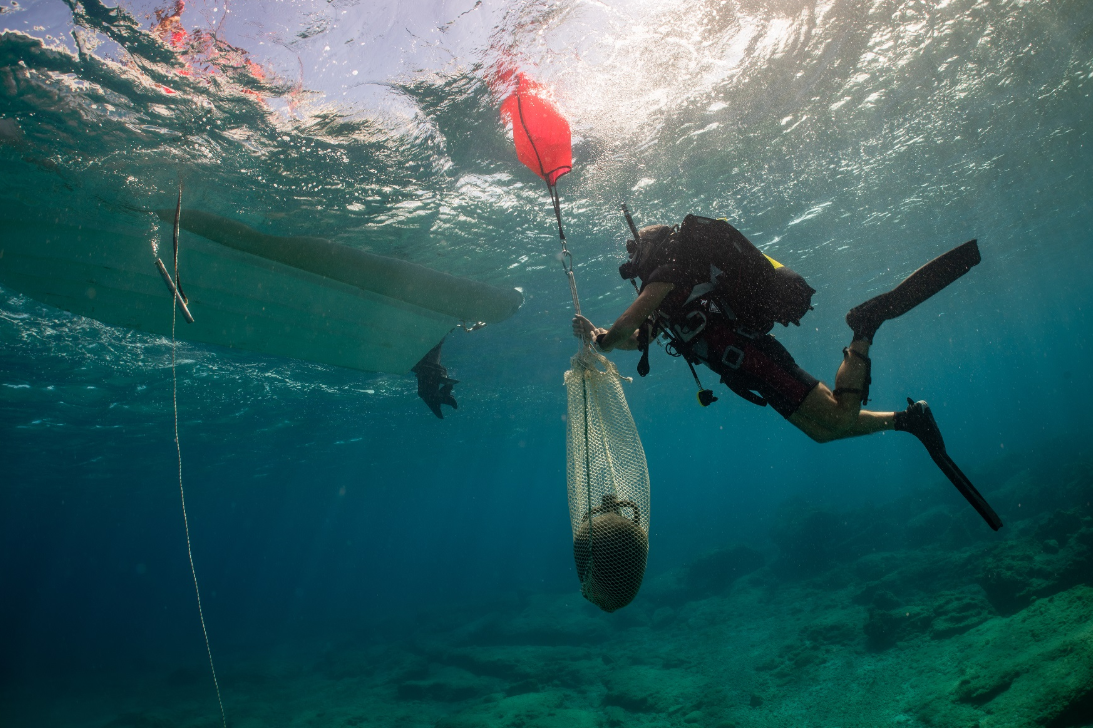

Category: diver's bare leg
[834, 340, 871, 411]
[788, 342, 895, 442]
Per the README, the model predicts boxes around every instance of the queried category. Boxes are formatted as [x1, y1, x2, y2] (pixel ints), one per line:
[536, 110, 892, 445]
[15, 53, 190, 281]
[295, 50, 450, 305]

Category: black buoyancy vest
[677, 215, 782, 333]
[637, 215, 814, 335]
[629, 216, 815, 394]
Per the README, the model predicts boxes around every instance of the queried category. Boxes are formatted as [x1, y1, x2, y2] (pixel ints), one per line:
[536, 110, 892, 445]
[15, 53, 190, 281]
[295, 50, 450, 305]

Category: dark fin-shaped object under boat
[848, 239, 981, 342]
[412, 339, 459, 419]
[897, 399, 1003, 531]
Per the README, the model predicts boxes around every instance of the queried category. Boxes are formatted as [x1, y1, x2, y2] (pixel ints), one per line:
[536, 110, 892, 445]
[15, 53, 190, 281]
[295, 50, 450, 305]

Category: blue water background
[2, 0, 1093, 721]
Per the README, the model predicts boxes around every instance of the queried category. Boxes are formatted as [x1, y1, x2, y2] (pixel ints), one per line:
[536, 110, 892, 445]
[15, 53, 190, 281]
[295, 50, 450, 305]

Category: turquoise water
[2, 1, 1093, 726]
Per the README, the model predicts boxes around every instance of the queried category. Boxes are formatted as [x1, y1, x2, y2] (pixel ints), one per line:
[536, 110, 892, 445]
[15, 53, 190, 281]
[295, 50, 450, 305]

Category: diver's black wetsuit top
[643, 265, 819, 419]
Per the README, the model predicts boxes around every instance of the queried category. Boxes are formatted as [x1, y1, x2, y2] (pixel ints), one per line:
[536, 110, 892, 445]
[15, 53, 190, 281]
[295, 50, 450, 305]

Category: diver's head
[619, 224, 672, 281]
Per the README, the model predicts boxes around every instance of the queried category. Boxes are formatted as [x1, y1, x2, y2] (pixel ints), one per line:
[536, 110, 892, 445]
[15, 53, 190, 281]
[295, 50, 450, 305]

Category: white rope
[172, 284, 227, 728]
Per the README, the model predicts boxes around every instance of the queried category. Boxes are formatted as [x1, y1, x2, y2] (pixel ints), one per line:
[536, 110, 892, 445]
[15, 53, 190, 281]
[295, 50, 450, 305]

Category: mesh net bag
[565, 346, 651, 612]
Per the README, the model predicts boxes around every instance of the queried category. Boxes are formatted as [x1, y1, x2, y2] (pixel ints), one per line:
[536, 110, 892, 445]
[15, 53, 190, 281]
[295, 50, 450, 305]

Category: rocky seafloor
[13, 443, 1093, 728]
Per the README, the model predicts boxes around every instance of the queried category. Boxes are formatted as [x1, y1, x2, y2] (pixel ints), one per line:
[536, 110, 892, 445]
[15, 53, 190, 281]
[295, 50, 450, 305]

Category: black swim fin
[411, 339, 459, 419]
[895, 399, 1002, 531]
[848, 239, 981, 342]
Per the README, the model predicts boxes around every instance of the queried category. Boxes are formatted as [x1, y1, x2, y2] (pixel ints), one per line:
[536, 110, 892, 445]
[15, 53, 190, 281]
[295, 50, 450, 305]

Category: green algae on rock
[979, 510, 1093, 615]
[914, 585, 1093, 727]
[434, 691, 600, 728]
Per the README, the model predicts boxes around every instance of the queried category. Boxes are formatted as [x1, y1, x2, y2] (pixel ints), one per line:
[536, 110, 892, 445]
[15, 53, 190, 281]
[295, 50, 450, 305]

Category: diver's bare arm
[599, 282, 674, 352]
[588, 327, 640, 350]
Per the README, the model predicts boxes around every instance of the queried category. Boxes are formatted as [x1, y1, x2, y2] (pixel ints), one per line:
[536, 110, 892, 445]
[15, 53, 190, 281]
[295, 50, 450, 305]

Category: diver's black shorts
[710, 332, 819, 419]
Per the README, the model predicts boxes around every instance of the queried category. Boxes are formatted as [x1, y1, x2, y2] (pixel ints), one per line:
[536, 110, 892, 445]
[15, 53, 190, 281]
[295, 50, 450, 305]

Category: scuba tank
[620, 212, 814, 334]
[618, 206, 815, 406]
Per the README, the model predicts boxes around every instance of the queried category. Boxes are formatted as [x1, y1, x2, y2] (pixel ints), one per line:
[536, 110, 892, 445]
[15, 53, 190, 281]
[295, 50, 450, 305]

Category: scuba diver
[572, 211, 1003, 531]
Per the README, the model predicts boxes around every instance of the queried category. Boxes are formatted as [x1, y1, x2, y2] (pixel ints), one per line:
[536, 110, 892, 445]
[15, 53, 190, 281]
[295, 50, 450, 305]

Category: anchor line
[166, 188, 227, 727]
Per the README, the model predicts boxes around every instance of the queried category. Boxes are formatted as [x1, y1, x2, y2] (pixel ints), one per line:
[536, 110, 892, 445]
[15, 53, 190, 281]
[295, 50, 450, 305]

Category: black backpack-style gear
[621, 214, 814, 335]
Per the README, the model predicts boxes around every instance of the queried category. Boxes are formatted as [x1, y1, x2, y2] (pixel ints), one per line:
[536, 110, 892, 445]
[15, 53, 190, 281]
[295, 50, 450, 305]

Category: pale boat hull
[0, 220, 458, 374]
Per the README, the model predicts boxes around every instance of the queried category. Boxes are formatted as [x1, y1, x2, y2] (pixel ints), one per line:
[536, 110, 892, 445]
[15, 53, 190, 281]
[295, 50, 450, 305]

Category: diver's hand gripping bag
[564, 347, 651, 612]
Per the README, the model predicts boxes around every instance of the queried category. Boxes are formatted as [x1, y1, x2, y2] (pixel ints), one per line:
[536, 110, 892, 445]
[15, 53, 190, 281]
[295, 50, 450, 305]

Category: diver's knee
[792, 390, 848, 443]
[791, 414, 837, 443]
[815, 405, 865, 442]
[818, 405, 854, 437]
[807, 428, 836, 444]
